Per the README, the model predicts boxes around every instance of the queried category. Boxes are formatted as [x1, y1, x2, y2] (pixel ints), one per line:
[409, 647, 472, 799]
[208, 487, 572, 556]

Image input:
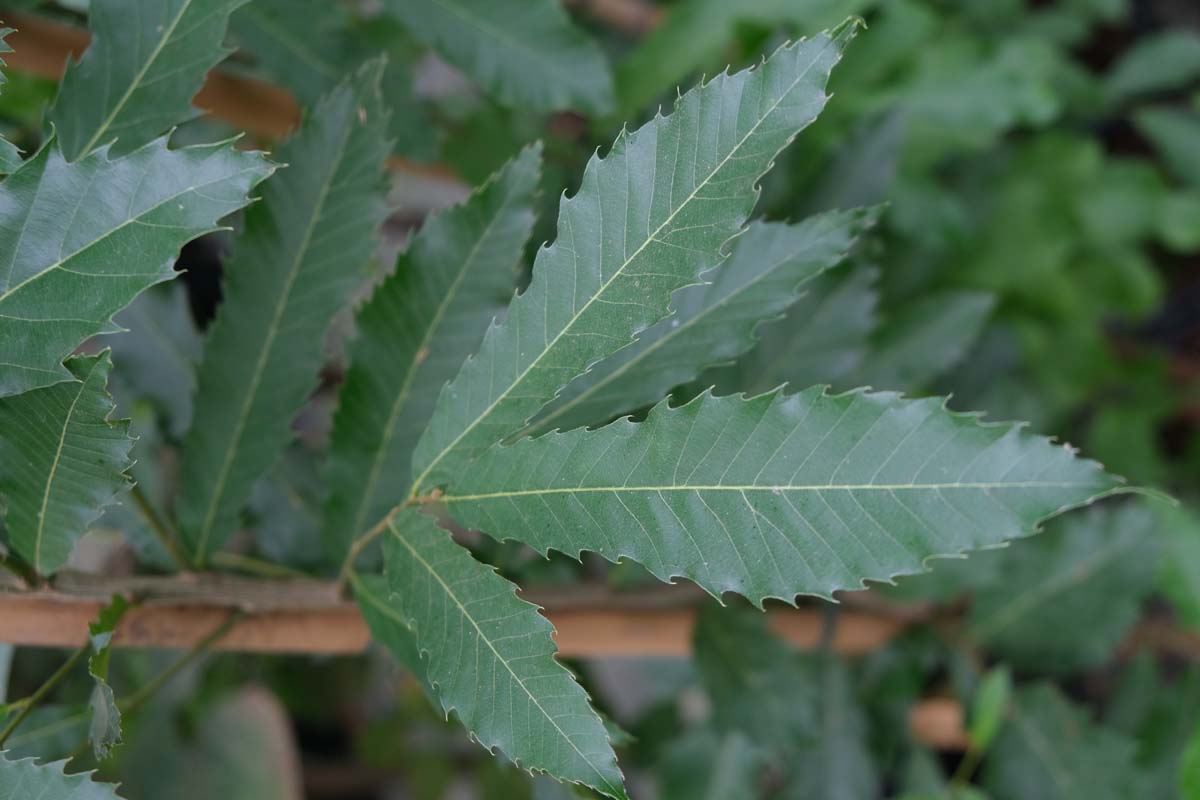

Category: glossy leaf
[178, 63, 390, 565]
[527, 208, 877, 435]
[49, 0, 247, 161]
[413, 25, 857, 492]
[0, 752, 126, 799]
[0, 135, 273, 397]
[0, 353, 133, 575]
[442, 387, 1122, 604]
[0, 27, 22, 172]
[325, 145, 540, 559]
[381, 0, 613, 114]
[382, 508, 624, 798]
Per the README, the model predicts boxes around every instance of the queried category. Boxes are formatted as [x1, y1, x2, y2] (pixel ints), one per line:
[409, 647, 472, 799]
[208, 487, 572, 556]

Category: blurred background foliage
[1, 0, 1199, 797]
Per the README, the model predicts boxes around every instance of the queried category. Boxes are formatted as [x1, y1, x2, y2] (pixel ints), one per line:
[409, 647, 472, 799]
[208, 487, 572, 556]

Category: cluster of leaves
[0, 0, 1197, 798]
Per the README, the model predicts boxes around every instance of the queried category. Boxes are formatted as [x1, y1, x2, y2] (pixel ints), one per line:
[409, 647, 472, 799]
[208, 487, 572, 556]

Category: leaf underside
[0, 27, 22, 172]
[412, 26, 857, 493]
[382, 509, 625, 799]
[324, 144, 541, 560]
[0, 353, 133, 576]
[0, 751, 126, 799]
[178, 62, 391, 564]
[442, 387, 1122, 604]
[0, 135, 273, 397]
[49, 0, 248, 161]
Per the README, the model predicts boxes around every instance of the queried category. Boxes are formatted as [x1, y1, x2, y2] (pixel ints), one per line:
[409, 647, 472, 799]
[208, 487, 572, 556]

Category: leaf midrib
[75, 0, 195, 159]
[411, 34, 835, 493]
[34, 359, 101, 573]
[192, 120, 354, 564]
[386, 521, 618, 794]
[351, 173, 524, 541]
[440, 480, 1107, 504]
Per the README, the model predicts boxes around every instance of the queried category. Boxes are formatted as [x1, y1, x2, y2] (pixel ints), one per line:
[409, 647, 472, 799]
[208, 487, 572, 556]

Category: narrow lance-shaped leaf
[49, 0, 248, 161]
[382, 509, 625, 798]
[325, 145, 540, 559]
[87, 595, 130, 761]
[413, 24, 858, 493]
[0, 353, 133, 575]
[527, 209, 876, 435]
[0, 27, 23, 172]
[381, 0, 613, 114]
[0, 135, 273, 397]
[440, 388, 1123, 605]
[348, 571, 433, 694]
[178, 62, 391, 565]
[0, 752, 127, 799]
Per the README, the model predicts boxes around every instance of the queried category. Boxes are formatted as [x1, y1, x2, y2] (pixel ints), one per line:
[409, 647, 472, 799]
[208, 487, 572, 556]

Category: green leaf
[1106, 30, 1200, 100]
[325, 145, 541, 559]
[381, 0, 613, 114]
[966, 503, 1160, 673]
[1135, 107, 1200, 188]
[0, 135, 273, 397]
[1152, 503, 1200, 633]
[382, 508, 625, 798]
[0, 27, 23, 172]
[349, 570, 431, 690]
[983, 684, 1148, 800]
[0, 353, 133, 575]
[48, 0, 247, 161]
[703, 263, 879, 396]
[1182, 724, 1200, 800]
[0, 752, 126, 799]
[412, 25, 857, 493]
[658, 731, 765, 800]
[177, 62, 391, 565]
[694, 605, 877, 798]
[850, 289, 994, 393]
[87, 594, 129, 761]
[441, 387, 1122, 604]
[967, 665, 1011, 752]
[107, 283, 201, 438]
[526, 208, 877, 436]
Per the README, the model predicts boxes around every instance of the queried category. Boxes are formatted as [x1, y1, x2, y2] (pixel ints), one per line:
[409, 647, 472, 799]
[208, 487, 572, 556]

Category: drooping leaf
[1106, 30, 1200, 100]
[0, 135, 273, 397]
[412, 25, 858, 493]
[983, 684, 1148, 800]
[704, 263, 879, 396]
[694, 606, 878, 799]
[0, 27, 23, 172]
[324, 145, 540, 559]
[48, 0, 247, 161]
[0, 352, 133, 575]
[381, 0, 613, 114]
[440, 387, 1122, 604]
[965, 503, 1160, 673]
[381, 508, 625, 798]
[107, 283, 201, 437]
[526, 208, 877, 436]
[658, 731, 766, 800]
[0, 752, 126, 799]
[177, 62, 391, 565]
[87, 594, 129, 761]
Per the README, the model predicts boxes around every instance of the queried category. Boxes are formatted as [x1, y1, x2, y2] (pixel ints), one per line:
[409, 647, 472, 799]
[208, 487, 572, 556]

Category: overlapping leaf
[382, 509, 624, 798]
[87, 595, 130, 760]
[0, 134, 272, 397]
[178, 62, 390, 565]
[441, 387, 1122, 604]
[0, 353, 133, 575]
[0, 27, 22, 172]
[0, 752, 126, 799]
[325, 145, 540, 559]
[412, 25, 857, 493]
[381, 0, 613, 114]
[527, 209, 876, 435]
[49, 0, 247, 161]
